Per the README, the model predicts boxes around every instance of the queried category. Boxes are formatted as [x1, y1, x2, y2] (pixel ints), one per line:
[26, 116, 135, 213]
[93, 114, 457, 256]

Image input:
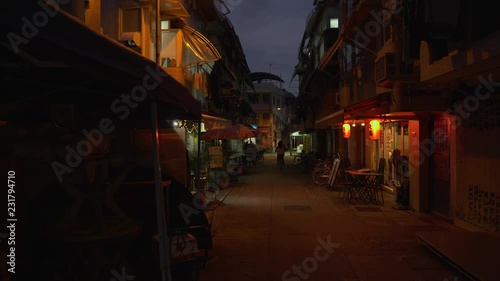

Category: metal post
[155, 0, 161, 67]
[196, 120, 202, 191]
[153, 1, 172, 280]
[151, 100, 172, 281]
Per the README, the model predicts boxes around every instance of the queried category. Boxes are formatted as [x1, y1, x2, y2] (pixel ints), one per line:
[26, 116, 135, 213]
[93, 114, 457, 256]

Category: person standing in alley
[392, 148, 410, 208]
[393, 149, 409, 181]
[276, 140, 286, 169]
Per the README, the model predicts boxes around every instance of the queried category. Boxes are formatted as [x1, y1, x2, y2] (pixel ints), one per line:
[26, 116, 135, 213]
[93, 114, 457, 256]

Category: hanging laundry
[202, 74, 209, 98]
[193, 72, 203, 90]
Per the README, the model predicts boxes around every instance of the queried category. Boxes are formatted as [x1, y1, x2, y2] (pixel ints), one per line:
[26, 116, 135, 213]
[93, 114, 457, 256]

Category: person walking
[276, 141, 286, 169]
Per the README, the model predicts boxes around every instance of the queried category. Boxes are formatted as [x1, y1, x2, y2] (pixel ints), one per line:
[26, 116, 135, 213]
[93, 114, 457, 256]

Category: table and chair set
[330, 158, 386, 205]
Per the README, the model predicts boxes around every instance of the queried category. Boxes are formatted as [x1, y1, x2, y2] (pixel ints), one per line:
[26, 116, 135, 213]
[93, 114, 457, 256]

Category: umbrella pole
[151, 99, 172, 281]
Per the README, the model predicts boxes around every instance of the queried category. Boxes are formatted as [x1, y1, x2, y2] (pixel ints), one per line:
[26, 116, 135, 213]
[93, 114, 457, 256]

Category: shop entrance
[430, 115, 451, 218]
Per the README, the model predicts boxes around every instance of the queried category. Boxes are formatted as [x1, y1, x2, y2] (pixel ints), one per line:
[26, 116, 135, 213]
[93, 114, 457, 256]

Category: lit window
[161, 20, 169, 30]
[330, 18, 339, 28]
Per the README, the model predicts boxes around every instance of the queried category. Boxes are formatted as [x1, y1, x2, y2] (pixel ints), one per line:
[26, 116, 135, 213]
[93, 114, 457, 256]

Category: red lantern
[342, 123, 351, 138]
[369, 120, 380, 140]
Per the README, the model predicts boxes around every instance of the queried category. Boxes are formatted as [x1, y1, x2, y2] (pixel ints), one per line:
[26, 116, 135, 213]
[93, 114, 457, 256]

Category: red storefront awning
[202, 114, 232, 130]
[315, 109, 344, 129]
[344, 92, 392, 120]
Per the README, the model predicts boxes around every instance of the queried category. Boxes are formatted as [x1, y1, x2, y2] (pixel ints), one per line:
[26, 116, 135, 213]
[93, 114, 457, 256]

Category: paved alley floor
[198, 154, 470, 281]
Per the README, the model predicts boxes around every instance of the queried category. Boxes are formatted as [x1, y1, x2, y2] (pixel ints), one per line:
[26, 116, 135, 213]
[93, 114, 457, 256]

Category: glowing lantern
[342, 123, 351, 138]
[369, 120, 381, 140]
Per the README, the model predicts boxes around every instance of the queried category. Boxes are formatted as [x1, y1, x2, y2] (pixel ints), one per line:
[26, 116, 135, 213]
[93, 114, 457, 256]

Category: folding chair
[326, 158, 340, 191]
[370, 158, 386, 205]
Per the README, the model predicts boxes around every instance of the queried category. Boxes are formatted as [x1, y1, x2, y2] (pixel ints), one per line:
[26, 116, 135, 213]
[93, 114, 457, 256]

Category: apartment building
[297, 0, 500, 232]
[293, 0, 342, 157]
[248, 80, 288, 150]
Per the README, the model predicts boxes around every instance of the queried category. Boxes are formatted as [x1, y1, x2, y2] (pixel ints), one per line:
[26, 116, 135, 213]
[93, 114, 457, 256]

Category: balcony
[149, 0, 190, 17]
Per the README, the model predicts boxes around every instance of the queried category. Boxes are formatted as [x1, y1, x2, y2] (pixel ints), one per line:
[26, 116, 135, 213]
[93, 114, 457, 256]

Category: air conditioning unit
[375, 53, 416, 87]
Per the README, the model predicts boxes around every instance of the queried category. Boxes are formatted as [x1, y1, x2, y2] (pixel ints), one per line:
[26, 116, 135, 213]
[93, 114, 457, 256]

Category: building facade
[297, 0, 500, 232]
[249, 81, 288, 150]
[293, 0, 342, 158]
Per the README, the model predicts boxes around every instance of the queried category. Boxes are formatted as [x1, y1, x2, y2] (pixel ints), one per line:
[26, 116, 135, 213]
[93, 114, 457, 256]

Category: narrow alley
[198, 154, 469, 281]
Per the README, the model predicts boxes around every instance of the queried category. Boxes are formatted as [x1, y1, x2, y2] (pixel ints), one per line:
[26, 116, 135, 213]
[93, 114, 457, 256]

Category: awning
[181, 26, 221, 66]
[172, 20, 222, 68]
[202, 114, 232, 130]
[236, 122, 260, 137]
[1, 2, 201, 121]
[344, 92, 392, 120]
[318, 35, 345, 71]
[201, 124, 255, 140]
[315, 109, 344, 129]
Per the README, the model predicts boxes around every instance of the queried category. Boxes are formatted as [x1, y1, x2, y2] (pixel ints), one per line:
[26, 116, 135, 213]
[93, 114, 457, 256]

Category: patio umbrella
[201, 124, 257, 140]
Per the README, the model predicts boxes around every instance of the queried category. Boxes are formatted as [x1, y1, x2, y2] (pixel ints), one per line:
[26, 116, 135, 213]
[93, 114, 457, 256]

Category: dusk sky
[225, 0, 313, 96]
